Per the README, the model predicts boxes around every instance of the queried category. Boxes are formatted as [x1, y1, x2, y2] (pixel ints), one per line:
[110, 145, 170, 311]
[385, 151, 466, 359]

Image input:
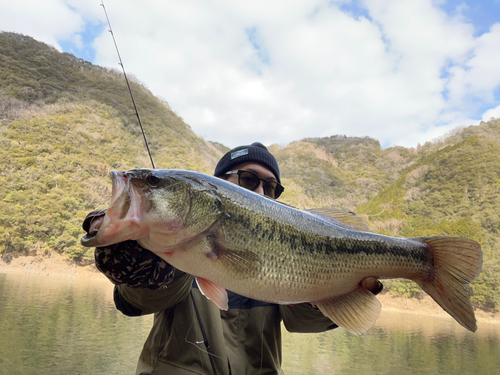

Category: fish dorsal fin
[315, 287, 381, 335]
[207, 237, 262, 278]
[196, 277, 228, 310]
[306, 208, 371, 232]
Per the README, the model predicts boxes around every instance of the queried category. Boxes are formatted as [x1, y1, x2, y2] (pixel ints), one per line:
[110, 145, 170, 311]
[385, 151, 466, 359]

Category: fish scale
[221, 207, 427, 288]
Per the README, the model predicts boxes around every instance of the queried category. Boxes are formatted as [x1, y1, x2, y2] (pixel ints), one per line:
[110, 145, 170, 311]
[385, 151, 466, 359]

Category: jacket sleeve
[115, 270, 195, 315]
[280, 303, 338, 333]
[93, 238, 194, 315]
[94, 240, 176, 289]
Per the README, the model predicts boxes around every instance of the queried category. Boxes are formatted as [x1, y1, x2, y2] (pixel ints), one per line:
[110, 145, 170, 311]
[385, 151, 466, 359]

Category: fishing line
[259, 315, 266, 375]
[99, 6, 216, 374]
[184, 320, 225, 362]
[100, 0, 156, 169]
[190, 291, 220, 375]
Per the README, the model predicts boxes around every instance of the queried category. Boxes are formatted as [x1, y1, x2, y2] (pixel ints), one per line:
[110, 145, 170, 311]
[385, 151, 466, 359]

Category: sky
[1, 0, 500, 149]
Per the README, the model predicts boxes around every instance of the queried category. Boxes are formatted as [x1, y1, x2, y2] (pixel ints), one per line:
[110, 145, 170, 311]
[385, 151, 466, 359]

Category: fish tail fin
[413, 236, 482, 332]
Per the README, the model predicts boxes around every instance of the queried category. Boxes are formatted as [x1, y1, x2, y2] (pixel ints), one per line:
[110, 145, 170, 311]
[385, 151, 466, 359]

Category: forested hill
[1, 32, 499, 310]
[0, 32, 226, 261]
[272, 123, 500, 310]
[0, 32, 227, 170]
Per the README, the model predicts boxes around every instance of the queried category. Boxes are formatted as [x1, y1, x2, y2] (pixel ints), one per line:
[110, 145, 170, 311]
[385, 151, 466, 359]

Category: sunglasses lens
[239, 171, 260, 191]
[237, 170, 284, 199]
[273, 184, 284, 199]
[263, 182, 278, 199]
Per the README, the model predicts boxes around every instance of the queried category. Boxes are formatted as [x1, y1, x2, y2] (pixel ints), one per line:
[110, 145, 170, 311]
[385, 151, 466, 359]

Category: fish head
[81, 169, 191, 249]
[81, 169, 224, 252]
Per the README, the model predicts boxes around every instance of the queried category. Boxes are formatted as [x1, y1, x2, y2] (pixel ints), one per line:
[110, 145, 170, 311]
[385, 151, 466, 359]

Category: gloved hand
[83, 210, 175, 289]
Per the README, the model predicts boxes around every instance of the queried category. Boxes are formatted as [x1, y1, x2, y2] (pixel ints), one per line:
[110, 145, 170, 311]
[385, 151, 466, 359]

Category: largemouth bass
[81, 169, 482, 335]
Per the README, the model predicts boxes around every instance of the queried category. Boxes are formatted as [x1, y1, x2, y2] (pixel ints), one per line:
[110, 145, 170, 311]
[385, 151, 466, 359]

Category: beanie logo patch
[231, 149, 248, 160]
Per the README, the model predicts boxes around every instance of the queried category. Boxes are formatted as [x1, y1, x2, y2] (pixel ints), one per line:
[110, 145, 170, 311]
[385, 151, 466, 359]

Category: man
[83, 142, 382, 375]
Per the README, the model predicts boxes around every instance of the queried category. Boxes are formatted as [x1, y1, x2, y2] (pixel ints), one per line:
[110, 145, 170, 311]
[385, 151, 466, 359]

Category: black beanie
[214, 142, 281, 183]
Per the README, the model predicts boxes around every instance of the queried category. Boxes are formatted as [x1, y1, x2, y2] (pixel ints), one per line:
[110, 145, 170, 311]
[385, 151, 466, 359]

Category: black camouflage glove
[83, 210, 175, 289]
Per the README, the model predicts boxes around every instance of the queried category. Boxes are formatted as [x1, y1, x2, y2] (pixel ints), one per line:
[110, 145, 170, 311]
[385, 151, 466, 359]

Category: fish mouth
[81, 170, 148, 248]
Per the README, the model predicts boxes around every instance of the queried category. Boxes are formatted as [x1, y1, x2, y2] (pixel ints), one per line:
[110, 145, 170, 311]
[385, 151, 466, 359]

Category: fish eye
[146, 173, 162, 187]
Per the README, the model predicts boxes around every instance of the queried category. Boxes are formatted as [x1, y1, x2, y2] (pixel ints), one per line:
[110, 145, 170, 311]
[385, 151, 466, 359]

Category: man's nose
[254, 181, 265, 196]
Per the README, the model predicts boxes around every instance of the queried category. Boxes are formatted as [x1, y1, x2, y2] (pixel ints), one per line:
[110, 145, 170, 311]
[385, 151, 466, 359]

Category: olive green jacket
[116, 270, 336, 375]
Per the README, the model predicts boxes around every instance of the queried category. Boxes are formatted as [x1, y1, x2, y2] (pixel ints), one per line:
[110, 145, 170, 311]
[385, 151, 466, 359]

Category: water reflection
[1, 272, 499, 375]
[0, 272, 152, 375]
[282, 310, 500, 375]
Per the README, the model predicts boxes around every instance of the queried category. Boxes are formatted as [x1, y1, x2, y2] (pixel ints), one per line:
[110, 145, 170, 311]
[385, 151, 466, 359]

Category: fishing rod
[99, 4, 218, 374]
[100, 0, 156, 169]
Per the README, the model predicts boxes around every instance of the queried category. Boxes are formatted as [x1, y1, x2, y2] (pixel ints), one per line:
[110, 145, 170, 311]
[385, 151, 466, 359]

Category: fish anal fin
[208, 236, 262, 278]
[306, 208, 371, 232]
[315, 287, 381, 335]
[196, 277, 228, 311]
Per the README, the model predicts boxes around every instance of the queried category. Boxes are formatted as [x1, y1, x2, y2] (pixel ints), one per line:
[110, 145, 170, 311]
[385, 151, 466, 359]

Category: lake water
[1, 272, 499, 375]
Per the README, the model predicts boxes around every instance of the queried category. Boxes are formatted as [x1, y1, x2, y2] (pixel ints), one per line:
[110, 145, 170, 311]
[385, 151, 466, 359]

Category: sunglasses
[225, 170, 285, 199]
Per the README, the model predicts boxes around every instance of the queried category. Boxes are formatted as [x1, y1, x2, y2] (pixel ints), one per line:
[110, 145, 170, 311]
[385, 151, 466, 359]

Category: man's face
[225, 162, 278, 197]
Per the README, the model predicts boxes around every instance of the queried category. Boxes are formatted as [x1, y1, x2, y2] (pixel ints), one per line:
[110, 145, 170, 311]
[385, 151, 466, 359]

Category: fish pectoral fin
[207, 237, 262, 278]
[315, 287, 381, 335]
[305, 208, 371, 232]
[195, 277, 229, 311]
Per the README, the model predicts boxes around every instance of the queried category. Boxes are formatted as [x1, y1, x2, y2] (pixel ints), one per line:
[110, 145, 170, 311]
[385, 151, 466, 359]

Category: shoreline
[2, 254, 499, 325]
[0, 252, 106, 281]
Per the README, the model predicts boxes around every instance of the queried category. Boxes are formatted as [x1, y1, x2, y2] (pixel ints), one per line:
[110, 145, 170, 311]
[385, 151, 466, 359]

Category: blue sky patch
[245, 26, 270, 66]
[58, 21, 105, 63]
[494, 85, 500, 102]
[337, 0, 373, 22]
[381, 140, 392, 149]
[438, 0, 500, 37]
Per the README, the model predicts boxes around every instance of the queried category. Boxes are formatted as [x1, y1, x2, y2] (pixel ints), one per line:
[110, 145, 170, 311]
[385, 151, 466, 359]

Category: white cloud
[1, 0, 500, 149]
[0, 0, 90, 50]
[447, 23, 500, 104]
[482, 104, 500, 121]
